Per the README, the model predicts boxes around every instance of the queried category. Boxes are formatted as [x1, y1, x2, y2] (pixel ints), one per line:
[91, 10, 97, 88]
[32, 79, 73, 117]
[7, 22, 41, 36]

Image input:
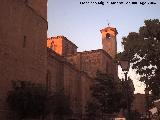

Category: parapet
[47, 36, 78, 56]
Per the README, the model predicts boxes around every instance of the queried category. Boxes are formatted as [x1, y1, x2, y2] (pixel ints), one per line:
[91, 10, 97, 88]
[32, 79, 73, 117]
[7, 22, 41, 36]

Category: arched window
[106, 33, 111, 40]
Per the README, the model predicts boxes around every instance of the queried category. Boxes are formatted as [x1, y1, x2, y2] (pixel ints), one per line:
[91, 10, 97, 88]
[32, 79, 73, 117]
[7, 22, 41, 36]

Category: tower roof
[100, 27, 118, 35]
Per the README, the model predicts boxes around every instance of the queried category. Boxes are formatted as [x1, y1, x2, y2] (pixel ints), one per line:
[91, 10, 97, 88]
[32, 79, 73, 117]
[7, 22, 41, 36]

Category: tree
[50, 90, 73, 120]
[6, 80, 49, 120]
[90, 72, 125, 119]
[129, 110, 141, 120]
[7, 80, 73, 120]
[118, 19, 160, 99]
[121, 78, 135, 119]
[85, 100, 100, 120]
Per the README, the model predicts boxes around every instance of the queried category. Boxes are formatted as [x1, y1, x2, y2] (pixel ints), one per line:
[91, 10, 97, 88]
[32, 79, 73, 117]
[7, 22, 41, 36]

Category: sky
[47, 0, 160, 93]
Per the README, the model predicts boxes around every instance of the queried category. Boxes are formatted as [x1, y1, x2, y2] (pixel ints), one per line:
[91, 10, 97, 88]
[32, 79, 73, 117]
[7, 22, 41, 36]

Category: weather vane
[108, 23, 110, 27]
[106, 19, 110, 27]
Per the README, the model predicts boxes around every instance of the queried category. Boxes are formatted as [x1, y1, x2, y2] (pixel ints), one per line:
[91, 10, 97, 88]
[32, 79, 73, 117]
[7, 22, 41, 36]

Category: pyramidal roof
[100, 26, 118, 34]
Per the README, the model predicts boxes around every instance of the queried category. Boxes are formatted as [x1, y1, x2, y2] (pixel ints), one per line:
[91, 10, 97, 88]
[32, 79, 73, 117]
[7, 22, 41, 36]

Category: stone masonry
[0, 0, 47, 119]
[47, 29, 118, 116]
[101, 27, 118, 59]
[47, 48, 93, 116]
[0, 0, 118, 119]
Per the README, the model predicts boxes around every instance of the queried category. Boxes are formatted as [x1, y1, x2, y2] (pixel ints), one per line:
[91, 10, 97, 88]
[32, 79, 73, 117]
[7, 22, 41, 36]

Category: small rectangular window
[106, 61, 109, 73]
[23, 36, 26, 48]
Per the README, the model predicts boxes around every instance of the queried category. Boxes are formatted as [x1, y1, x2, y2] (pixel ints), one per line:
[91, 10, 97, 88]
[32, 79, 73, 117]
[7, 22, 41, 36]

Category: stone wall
[47, 36, 77, 56]
[66, 49, 118, 78]
[66, 53, 81, 70]
[0, 0, 47, 119]
[47, 37, 63, 55]
[24, 0, 48, 20]
[64, 65, 93, 115]
[63, 62, 82, 114]
[47, 48, 64, 92]
[47, 49, 93, 116]
[80, 50, 102, 78]
[101, 50, 118, 78]
[80, 72, 93, 114]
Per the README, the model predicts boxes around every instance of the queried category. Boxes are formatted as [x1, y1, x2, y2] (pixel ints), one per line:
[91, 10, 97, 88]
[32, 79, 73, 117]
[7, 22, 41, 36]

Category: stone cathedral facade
[47, 28, 118, 116]
[0, 0, 118, 119]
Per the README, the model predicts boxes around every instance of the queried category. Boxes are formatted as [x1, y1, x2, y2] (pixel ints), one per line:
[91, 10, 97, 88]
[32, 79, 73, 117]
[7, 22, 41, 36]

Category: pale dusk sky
[47, 0, 160, 93]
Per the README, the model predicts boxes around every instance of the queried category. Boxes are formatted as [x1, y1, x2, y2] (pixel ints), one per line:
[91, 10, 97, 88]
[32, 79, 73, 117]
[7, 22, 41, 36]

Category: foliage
[129, 110, 141, 120]
[6, 80, 48, 119]
[85, 100, 100, 120]
[50, 90, 73, 120]
[86, 72, 135, 120]
[121, 78, 135, 110]
[117, 19, 160, 99]
[7, 81, 72, 120]
[120, 78, 135, 120]
[90, 72, 126, 115]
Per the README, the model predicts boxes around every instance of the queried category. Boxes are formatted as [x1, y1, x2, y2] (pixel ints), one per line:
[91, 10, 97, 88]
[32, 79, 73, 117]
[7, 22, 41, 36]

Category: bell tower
[100, 26, 118, 58]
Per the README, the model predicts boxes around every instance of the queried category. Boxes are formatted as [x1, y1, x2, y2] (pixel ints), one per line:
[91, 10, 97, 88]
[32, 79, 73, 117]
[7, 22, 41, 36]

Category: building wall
[66, 53, 81, 70]
[80, 50, 103, 78]
[80, 73, 93, 114]
[47, 37, 63, 55]
[47, 49, 64, 92]
[63, 62, 82, 114]
[47, 49, 93, 116]
[63, 60, 93, 116]
[25, 0, 48, 20]
[0, 0, 47, 119]
[66, 49, 118, 78]
[63, 37, 77, 56]
[47, 36, 77, 56]
[101, 50, 118, 78]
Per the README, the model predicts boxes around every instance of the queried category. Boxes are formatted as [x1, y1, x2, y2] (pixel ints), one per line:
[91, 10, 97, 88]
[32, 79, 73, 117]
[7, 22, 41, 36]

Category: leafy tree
[90, 72, 125, 119]
[129, 110, 141, 120]
[7, 81, 72, 120]
[118, 19, 160, 99]
[121, 78, 135, 119]
[6, 80, 48, 120]
[85, 100, 100, 120]
[50, 90, 73, 120]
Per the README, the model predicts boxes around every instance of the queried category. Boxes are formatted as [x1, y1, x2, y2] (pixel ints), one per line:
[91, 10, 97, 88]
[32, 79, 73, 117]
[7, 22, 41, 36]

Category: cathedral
[47, 28, 118, 116]
[0, 0, 118, 119]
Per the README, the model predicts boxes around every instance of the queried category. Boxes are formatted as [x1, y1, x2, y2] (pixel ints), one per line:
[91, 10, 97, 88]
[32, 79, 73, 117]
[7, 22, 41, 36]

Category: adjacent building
[0, 0, 47, 119]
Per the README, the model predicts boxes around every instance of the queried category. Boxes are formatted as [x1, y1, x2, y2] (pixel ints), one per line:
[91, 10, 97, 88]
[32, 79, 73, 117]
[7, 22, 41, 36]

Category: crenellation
[47, 36, 77, 56]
